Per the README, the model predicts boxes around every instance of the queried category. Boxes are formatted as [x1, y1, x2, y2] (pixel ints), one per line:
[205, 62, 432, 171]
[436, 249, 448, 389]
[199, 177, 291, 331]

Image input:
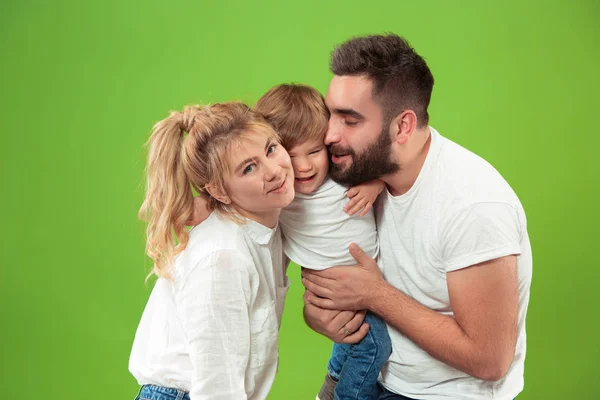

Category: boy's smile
[288, 138, 330, 195]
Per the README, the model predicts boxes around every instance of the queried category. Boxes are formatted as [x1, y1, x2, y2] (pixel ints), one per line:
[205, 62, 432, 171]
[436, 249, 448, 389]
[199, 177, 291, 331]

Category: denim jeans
[372, 382, 417, 399]
[134, 384, 190, 400]
[372, 382, 517, 400]
[327, 311, 392, 400]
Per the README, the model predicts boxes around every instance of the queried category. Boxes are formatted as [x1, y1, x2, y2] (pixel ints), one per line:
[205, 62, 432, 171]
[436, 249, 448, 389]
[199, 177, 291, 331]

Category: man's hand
[186, 196, 211, 226]
[302, 243, 386, 310]
[344, 179, 385, 216]
[303, 289, 369, 344]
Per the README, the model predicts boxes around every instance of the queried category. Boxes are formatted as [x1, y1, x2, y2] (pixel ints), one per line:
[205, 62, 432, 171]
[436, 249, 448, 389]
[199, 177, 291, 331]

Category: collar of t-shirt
[241, 217, 278, 246]
[386, 125, 442, 202]
[295, 177, 344, 200]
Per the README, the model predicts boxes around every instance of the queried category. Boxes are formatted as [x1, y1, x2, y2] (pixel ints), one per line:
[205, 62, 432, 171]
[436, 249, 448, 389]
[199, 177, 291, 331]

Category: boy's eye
[267, 144, 277, 154]
[243, 164, 255, 175]
[309, 148, 324, 155]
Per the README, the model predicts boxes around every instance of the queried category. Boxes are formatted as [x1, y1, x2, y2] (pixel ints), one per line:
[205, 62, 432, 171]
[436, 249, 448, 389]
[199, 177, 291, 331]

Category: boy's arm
[187, 196, 212, 226]
[344, 179, 385, 216]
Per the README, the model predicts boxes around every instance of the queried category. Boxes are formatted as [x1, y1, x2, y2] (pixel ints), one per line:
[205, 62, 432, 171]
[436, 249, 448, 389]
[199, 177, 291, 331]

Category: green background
[1, 0, 598, 398]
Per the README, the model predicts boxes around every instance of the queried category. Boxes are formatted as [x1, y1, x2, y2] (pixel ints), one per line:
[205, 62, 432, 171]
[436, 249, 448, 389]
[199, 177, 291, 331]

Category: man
[302, 34, 532, 400]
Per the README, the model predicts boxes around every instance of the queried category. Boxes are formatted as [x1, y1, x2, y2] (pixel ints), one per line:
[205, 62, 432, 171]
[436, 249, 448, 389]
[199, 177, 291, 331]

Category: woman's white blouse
[129, 213, 290, 400]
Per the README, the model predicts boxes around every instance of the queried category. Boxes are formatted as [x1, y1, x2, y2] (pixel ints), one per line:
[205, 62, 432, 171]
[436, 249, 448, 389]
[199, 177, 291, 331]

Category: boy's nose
[295, 158, 312, 172]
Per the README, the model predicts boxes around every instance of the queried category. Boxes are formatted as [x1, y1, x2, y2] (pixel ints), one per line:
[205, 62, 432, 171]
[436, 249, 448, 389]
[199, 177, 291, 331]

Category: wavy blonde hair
[139, 102, 279, 279]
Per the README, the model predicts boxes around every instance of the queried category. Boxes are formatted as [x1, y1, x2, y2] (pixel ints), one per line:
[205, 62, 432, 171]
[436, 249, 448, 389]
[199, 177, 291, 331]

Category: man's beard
[328, 128, 400, 186]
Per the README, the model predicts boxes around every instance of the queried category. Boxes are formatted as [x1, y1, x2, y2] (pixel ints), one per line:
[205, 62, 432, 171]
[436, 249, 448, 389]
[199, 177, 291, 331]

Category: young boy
[192, 84, 392, 400]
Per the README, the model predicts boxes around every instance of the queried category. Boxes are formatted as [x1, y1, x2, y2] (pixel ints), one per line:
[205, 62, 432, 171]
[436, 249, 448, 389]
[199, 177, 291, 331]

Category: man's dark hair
[330, 34, 434, 127]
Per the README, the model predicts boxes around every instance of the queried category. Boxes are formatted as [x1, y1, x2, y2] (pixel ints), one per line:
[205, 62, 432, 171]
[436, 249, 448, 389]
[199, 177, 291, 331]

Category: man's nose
[324, 119, 340, 145]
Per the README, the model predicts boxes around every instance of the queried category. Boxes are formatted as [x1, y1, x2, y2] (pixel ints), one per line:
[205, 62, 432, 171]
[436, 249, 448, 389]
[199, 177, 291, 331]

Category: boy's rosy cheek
[290, 160, 300, 173]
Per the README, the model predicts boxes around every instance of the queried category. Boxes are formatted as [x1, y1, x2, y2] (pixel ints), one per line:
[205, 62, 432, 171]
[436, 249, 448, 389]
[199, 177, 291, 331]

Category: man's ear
[205, 183, 231, 205]
[390, 110, 417, 145]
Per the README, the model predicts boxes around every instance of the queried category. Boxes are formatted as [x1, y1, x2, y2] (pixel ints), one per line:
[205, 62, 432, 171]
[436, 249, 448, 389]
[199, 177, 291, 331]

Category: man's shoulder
[434, 134, 520, 208]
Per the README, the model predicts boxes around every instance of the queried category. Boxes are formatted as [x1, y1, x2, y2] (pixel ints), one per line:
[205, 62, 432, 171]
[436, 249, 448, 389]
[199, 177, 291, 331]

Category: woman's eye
[267, 144, 277, 154]
[243, 164, 255, 174]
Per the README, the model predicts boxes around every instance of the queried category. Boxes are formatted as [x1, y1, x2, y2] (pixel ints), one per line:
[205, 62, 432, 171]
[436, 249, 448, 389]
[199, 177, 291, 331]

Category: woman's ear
[205, 183, 231, 205]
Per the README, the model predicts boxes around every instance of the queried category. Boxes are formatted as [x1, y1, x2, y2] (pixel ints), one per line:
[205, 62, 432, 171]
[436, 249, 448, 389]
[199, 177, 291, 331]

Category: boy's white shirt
[279, 177, 379, 269]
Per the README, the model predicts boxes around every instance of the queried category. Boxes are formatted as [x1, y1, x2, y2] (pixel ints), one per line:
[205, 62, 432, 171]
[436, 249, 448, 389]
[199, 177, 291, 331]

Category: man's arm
[303, 244, 519, 381]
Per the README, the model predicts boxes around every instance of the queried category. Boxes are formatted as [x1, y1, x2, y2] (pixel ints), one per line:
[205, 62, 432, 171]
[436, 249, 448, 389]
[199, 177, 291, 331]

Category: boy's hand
[344, 179, 385, 216]
[186, 196, 211, 226]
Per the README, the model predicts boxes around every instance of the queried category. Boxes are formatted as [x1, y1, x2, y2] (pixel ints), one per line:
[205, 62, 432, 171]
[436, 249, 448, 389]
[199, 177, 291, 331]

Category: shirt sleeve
[440, 202, 523, 272]
[174, 250, 252, 400]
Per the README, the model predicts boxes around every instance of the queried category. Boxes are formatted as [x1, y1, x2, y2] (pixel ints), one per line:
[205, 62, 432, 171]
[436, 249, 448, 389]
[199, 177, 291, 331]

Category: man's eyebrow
[331, 108, 365, 120]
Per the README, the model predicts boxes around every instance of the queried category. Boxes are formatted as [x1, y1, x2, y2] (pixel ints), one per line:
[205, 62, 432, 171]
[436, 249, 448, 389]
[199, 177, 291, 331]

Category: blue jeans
[372, 382, 416, 399]
[372, 382, 516, 400]
[328, 312, 392, 400]
[134, 384, 190, 400]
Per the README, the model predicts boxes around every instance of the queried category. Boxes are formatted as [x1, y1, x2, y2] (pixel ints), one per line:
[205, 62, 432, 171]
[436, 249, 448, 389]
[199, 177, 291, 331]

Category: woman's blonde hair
[139, 102, 279, 279]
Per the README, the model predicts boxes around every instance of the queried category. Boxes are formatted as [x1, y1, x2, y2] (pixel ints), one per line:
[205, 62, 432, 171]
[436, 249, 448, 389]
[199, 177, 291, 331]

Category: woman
[129, 102, 295, 399]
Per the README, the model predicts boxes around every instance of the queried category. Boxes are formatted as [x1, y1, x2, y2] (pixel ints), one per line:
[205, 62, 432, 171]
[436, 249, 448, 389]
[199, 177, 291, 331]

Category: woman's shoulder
[189, 212, 240, 241]
[175, 214, 252, 272]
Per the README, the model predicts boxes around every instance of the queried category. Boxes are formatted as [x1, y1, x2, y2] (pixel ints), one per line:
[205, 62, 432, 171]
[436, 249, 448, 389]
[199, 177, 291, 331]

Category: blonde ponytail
[139, 102, 279, 279]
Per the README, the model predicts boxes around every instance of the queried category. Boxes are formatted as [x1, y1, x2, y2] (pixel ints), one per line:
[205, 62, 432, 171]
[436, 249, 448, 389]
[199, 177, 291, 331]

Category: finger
[346, 187, 359, 198]
[341, 322, 370, 344]
[347, 199, 366, 216]
[336, 311, 359, 337]
[303, 302, 330, 327]
[343, 196, 360, 213]
[302, 289, 314, 305]
[359, 202, 372, 217]
[305, 290, 338, 309]
[344, 309, 367, 333]
[302, 270, 337, 286]
[349, 243, 373, 265]
[302, 278, 334, 299]
[331, 310, 358, 329]
[303, 268, 339, 281]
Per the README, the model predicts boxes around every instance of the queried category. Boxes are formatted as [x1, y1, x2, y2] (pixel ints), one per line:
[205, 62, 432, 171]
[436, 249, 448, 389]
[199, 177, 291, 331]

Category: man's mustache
[327, 144, 356, 157]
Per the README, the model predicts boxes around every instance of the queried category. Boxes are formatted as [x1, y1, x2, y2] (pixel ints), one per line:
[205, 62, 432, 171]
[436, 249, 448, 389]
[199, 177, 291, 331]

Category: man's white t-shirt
[376, 127, 532, 400]
[279, 178, 379, 269]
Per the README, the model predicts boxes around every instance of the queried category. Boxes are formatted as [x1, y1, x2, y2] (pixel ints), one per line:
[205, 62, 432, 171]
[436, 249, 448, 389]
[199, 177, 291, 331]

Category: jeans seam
[352, 327, 377, 400]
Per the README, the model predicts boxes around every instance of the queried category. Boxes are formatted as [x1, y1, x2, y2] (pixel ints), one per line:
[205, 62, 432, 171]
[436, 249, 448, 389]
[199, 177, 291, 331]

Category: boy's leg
[334, 312, 392, 400]
[328, 342, 350, 381]
[318, 343, 350, 400]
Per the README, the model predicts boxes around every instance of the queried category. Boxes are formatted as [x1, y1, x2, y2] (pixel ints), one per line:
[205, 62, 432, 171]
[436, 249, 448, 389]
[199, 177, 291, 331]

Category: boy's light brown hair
[254, 83, 329, 150]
